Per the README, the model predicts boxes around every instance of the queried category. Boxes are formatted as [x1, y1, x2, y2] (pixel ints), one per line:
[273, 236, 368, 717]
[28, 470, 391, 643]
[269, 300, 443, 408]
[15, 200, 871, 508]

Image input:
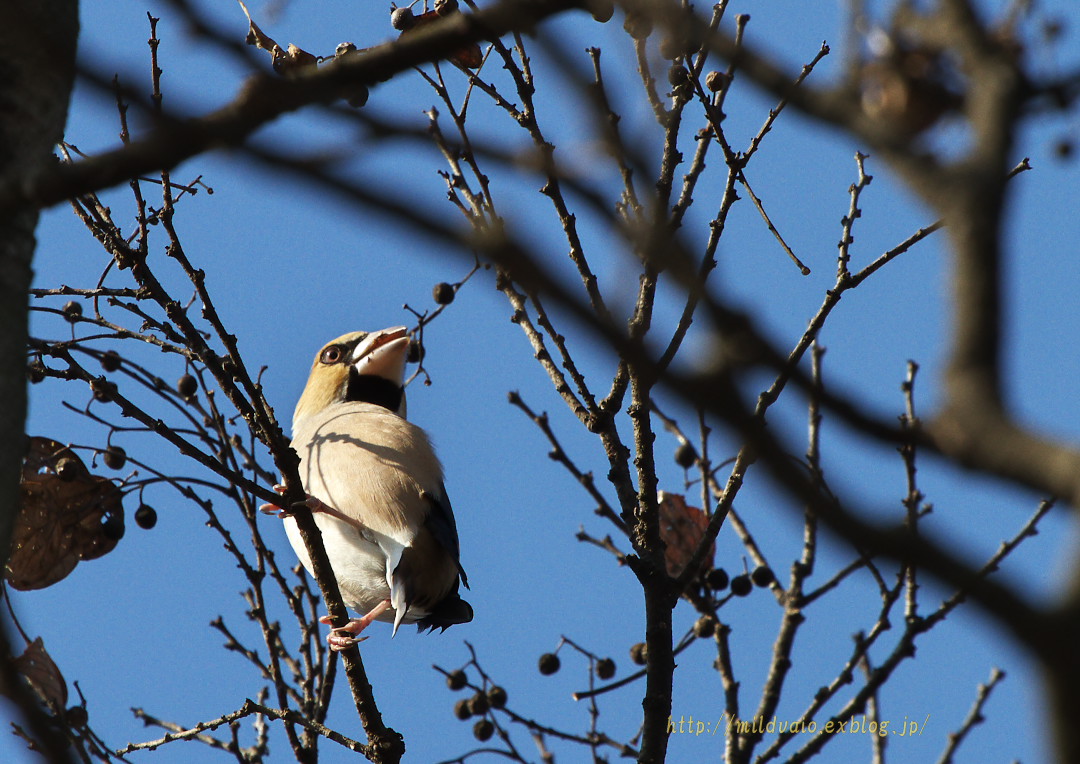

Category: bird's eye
[320, 345, 345, 364]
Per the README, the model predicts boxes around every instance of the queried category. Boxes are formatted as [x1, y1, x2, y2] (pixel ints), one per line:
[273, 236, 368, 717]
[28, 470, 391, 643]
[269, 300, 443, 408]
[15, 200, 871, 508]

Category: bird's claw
[260, 486, 332, 519]
[259, 484, 291, 517]
[318, 600, 392, 650]
[321, 617, 372, 652]
[327, 629, 370, 651]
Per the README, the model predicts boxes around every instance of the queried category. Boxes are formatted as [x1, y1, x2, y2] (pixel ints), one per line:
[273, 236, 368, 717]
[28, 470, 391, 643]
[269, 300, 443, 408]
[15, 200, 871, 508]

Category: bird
[263, 326, 471, 650]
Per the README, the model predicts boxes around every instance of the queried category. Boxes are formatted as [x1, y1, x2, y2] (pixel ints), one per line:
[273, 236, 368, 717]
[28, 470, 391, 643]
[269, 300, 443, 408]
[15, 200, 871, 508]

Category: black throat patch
[346, 371, 403, 411]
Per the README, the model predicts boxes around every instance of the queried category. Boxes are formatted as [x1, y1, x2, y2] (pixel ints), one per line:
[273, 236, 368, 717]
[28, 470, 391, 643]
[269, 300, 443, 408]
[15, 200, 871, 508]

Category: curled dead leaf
[10, 638, 68, 711]
[6, 438, 124, 590]
[399, 7, 483, 70]
[238, 0, 318, 75]
[860, 42, 962, 136]
[657, 491, 714, 582]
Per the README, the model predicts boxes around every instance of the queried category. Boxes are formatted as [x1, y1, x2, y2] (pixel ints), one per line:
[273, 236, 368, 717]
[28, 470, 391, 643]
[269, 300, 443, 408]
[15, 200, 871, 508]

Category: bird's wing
[422, 487, 468, 588]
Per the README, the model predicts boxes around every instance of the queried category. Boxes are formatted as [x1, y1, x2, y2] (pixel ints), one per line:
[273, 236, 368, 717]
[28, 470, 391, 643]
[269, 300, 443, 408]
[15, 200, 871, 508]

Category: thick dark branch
[0, 0, 589, 216]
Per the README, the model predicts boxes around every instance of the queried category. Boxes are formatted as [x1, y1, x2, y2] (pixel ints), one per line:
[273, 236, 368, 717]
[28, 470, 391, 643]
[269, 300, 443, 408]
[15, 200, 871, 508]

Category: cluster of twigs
[407, 2, 1055, 762]
[6, 0, 1079, 762]
[13, 14, 458, 762]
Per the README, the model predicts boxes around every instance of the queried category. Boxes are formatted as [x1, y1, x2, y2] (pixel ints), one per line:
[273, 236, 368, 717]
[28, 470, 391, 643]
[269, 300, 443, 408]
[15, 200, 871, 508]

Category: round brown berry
[135, 504, 157, 529]
[391, 6, 415, 30]
[103, 446, 127, 470]
[630, 642, 648, 666]
[596, 657, 616, 680]
[538, 652, 560, 675]
[730, 574, 752, 596]
[27, 363, 46, 384]
[705, 70, 729, 92]
[65, 706, 88, 728]
[433, 282, 455, 305]
[468, 691, 489, 715]
[589, 0, 614, 23]
[705, 567, 729, 591]
[91, 379, 116, 403]
[751, 565, 776, 587]
[473, 719, 494, 742]
[407, 339, 424, 364]
[446, 669, 468, 691]
[674, 443, 697, 468]
[453, 698, 472, 720]
[434, 0, 458, 15]
[347, 85, 369, 109]
[693, 614, 717, 639]
[486, 685, 507, 709]
[177, 374, 198, 398]
[101, 350, 122, 372]
[668, 64, 689, 87]
[62, 301, 83, 322]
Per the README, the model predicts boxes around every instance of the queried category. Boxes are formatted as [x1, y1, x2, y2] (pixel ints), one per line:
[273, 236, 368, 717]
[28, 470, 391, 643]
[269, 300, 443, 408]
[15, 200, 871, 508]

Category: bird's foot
[259, 484, 292, 518]
[320, 599, 392, 651]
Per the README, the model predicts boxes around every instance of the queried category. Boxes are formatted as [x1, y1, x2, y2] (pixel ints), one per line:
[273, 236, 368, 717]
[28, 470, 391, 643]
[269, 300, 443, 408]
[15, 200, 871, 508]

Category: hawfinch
[265, 327, 471, 649]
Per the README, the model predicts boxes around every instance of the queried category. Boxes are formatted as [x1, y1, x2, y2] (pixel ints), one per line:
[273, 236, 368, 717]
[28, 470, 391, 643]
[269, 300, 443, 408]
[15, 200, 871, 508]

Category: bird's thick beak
[351, 326, 410, 380]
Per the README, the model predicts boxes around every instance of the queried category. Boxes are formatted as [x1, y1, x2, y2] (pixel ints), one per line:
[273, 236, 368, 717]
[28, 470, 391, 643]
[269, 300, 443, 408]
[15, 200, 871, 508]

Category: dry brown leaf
[860, 44, 960, 136]
[238, 0, 278, 51]
[10, 638, 68, 711]
[280, 43, 318, 73]
[6, 437, 124, 590]
[238, 0, 318, 75]
[657, 491, 714, 581]
[400, 8, 483, 69]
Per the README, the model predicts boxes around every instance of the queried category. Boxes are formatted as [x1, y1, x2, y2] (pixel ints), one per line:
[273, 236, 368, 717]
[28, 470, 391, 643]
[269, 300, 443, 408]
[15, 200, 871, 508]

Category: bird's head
[293, 326, 411, 431]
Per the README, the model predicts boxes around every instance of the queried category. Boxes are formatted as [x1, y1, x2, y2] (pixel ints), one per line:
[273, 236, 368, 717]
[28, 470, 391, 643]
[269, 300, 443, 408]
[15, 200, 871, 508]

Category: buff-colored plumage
[277, 327, 471, 643]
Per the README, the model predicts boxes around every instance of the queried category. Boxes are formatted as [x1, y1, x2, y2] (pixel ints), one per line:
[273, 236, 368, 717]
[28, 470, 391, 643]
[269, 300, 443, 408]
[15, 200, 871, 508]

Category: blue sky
[5, 1, 1080, 762]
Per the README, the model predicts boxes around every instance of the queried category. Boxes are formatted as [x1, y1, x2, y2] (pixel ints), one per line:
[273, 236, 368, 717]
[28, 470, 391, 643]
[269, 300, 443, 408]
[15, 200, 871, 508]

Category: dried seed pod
[102, 446, 127, 470]
[751, 565, 775, 587]
[674, 443, 697, 468]
[433, 282, 455, 305]
[177, 374, 198, 398]
[100, 351, 122, 372]
[468, 691, 489, 715]
[391, 6, 416, 30]
[693, 614, 717, 639]
[588, 0, 614, 23]
[62, 301, 83, 322]
[705, 567, 729, 591]
[596, 657, 616, 680]
[538, 652, 561, 675]
[486, 685, 508, 709]
[473, 719, 494, 741]
[446, 669, 468, 691]
[705, 70, 729, 92]
[135, 504, 157, 530]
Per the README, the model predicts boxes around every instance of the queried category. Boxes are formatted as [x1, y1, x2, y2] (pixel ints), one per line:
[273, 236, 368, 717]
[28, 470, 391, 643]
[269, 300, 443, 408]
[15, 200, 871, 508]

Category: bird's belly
[282, 514, 427, 624]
